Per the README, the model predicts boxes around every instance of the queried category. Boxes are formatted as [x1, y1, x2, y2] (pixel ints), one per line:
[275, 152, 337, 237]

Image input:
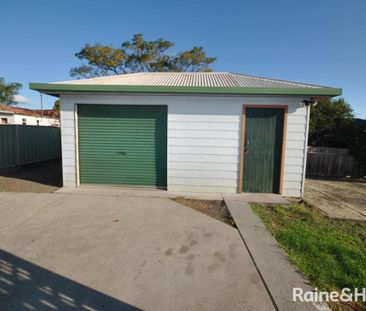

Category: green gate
[242, 107, 285, 193]
[78, 104, 167, 188]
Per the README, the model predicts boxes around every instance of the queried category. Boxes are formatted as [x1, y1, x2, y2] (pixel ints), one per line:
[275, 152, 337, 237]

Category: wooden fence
[306, 146, 365, 178]
[0, 125, 61, 170]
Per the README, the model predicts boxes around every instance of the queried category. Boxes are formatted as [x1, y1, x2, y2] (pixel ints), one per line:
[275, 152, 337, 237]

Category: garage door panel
[78, 104, 167, 187]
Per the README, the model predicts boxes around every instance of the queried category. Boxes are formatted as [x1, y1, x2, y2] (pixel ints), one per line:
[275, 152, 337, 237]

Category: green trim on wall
[29, 82, 342, 97]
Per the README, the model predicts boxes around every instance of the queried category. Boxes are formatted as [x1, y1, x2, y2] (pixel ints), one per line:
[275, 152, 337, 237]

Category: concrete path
[223, 195, 330, 311]
[56, 186, 224, 200]
[0, 192, 274, 311]
[223, 192, 290, 206]
[305, 178, 366, 221]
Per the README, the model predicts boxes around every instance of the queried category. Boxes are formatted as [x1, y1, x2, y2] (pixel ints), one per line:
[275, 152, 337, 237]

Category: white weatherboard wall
[60, 93, 308, 197]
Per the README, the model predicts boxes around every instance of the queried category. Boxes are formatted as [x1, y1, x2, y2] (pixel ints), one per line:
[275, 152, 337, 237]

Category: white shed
[30, 72, 341, 197]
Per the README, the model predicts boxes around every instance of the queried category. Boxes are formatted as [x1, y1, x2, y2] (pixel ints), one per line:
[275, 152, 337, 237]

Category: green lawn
[252, 203, 366, 294]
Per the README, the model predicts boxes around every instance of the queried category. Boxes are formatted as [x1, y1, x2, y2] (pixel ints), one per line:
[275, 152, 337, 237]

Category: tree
[53, 99, 60, 114]
[309, 98, 366, 171]
[70, 34, 216, 78]
[70, 45, 126, 78]
[0, 77, 22, 105]
[350, 119, 366, 168]
[169, 47, 217, 72]
[121, 34, 174, 72]
[309, 98, 355, 148]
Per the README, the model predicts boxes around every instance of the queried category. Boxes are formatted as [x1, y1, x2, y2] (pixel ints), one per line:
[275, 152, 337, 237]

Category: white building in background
[0, 105, 60, 127]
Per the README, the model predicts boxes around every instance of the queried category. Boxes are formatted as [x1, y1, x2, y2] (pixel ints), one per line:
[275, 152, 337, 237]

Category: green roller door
[242, 108, 284, 193]
[78, 104, 167, 188]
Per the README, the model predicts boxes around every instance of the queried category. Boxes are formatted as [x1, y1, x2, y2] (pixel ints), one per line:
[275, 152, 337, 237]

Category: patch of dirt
[0, 160, 62, 193]
[173, 197, 236, 228]
[328, 300, 365, 311]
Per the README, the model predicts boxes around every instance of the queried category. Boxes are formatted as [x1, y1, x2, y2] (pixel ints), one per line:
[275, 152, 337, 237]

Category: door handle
[244, 140, 249, 153]
[116, 151, 127, 156]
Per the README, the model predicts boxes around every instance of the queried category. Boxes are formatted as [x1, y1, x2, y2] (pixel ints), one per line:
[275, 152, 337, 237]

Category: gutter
[29, 83, 343, 98]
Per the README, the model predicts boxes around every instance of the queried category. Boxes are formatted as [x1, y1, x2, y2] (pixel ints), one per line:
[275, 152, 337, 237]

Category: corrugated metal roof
[55, 72, 326, 89]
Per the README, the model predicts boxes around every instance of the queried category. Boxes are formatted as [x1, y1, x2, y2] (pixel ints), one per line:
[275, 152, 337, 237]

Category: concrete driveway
[0, 192, 274, 311]
[305, 178, 366, 221]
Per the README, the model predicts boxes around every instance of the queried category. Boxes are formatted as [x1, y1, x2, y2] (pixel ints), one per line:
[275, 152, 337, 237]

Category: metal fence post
[15, 125, 20, 168]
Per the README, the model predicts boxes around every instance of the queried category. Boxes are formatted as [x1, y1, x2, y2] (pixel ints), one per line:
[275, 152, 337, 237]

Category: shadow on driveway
[0, 249, 141, 311]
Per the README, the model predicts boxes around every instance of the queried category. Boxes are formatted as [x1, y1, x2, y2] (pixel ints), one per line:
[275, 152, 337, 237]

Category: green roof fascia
[29, 83, 342, 97]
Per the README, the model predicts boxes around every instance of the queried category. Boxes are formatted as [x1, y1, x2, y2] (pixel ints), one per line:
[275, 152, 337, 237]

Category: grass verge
[252, 203, 366, 311]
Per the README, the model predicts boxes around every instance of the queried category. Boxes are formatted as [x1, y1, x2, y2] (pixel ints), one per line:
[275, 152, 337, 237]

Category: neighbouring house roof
[30, 72, 342, 97]
[0, 105, 59, 119]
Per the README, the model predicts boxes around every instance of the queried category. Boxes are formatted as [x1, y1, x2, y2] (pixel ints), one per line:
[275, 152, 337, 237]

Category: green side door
[242, 108, 284, 193]
[78, 104, 167, 188]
